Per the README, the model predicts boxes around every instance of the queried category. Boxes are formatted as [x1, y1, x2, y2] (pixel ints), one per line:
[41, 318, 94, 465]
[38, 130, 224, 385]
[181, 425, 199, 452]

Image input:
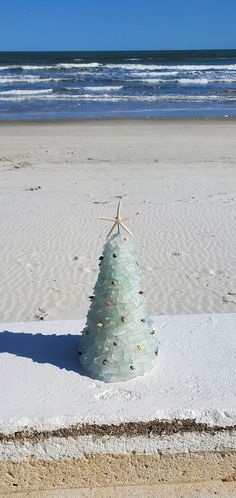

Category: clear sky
[0, 0, 236, 52]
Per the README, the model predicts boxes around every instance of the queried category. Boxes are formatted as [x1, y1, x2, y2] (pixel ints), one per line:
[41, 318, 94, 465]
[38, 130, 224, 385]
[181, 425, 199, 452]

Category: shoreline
[1, 116, 236, 126]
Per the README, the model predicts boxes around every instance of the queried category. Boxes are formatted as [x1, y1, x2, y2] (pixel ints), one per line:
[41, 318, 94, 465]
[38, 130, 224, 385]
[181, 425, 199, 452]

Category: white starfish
[97, 200, 138, 238]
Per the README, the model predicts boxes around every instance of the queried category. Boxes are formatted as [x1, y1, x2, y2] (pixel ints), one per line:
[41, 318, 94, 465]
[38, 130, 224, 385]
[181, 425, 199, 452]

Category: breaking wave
[1, 50, 236, 118]
[0, 88, 53, 96]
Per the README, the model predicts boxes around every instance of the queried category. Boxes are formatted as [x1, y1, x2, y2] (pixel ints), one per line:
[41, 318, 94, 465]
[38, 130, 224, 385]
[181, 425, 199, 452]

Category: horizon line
[1, 48, 236, 53]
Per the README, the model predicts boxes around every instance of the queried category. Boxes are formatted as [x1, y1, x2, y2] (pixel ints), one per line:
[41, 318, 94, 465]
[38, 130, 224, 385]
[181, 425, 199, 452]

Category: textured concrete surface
[1, 431, 236, 462]
[2, 481, 236, 497]
[0, 451, 236, 494]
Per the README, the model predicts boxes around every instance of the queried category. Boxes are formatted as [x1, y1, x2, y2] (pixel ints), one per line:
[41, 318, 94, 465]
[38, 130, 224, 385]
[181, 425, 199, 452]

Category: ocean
[0, 50, 236, 120]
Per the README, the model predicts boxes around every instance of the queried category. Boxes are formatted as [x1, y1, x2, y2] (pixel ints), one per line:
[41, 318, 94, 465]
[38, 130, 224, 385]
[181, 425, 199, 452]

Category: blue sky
[0, 0, 236, 51]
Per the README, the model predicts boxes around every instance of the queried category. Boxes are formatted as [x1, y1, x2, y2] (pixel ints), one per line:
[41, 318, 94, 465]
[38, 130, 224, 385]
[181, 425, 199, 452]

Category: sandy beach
[1, 119, 236, 323]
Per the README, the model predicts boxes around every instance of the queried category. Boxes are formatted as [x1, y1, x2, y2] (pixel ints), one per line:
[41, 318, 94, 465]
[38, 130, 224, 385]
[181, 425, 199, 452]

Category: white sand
[0, 120, 236, 322]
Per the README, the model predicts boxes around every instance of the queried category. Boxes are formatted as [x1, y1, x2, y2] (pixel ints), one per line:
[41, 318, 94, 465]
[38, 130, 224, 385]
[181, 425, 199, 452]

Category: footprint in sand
[35, 307, 48, 321]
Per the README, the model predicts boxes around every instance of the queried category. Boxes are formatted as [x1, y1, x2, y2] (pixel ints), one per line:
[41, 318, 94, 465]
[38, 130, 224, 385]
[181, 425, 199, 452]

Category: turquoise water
[0, 50, 236, 120]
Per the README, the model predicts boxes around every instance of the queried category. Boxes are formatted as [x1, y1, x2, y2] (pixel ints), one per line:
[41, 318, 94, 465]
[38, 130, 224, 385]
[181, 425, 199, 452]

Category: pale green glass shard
[79, 233, 158, 382]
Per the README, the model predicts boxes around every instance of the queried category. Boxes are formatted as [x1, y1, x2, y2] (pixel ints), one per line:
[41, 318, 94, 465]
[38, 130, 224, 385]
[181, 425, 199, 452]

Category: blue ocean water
[0, 50, 236, 120]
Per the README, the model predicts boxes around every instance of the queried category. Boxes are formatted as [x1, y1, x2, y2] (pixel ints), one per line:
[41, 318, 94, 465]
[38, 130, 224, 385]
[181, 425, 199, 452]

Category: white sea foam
[178, 78, 209, 85]
[107, 64, 166, 70]
[178, 77, 236, 85]
[0, 76, 62, 84]
[73, 94, 236, 102]
[0, 66, 13, 71]
[218, 78, 236, 83]
[0, 64, 60, 71]
[132, 71, 179, 77]
[21, 65, 54, 70]
[0, 76, 37, 83]
[57, 62, 100, 69]
[137, 78, 167, 84]
[107, 63, 236, 71]
[0, 88, 53, 96]
[83, 86, 123, 91]
[0, 63, 100, 72]
[1, 93, 235, 103]
[1, 62, 236, 75]
[165, 64, 236, 70]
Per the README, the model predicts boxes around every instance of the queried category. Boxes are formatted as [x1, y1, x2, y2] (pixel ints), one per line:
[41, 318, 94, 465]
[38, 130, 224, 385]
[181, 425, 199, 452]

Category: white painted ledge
[0, 314, 236, 435]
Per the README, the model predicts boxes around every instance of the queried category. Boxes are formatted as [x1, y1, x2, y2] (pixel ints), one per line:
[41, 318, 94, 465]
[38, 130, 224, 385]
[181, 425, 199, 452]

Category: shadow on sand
[0, 330, 85, 374]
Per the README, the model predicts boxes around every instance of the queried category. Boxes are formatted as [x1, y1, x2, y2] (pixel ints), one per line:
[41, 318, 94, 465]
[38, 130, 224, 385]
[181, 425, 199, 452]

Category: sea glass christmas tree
[79, 201, 158, 382]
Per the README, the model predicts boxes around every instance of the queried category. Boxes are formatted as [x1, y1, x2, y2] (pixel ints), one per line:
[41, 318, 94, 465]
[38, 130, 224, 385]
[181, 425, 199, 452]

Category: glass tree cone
[79, 233, 158, 382]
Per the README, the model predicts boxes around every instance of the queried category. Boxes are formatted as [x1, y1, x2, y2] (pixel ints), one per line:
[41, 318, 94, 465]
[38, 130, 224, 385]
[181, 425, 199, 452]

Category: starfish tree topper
[97, 200, 138, 239]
